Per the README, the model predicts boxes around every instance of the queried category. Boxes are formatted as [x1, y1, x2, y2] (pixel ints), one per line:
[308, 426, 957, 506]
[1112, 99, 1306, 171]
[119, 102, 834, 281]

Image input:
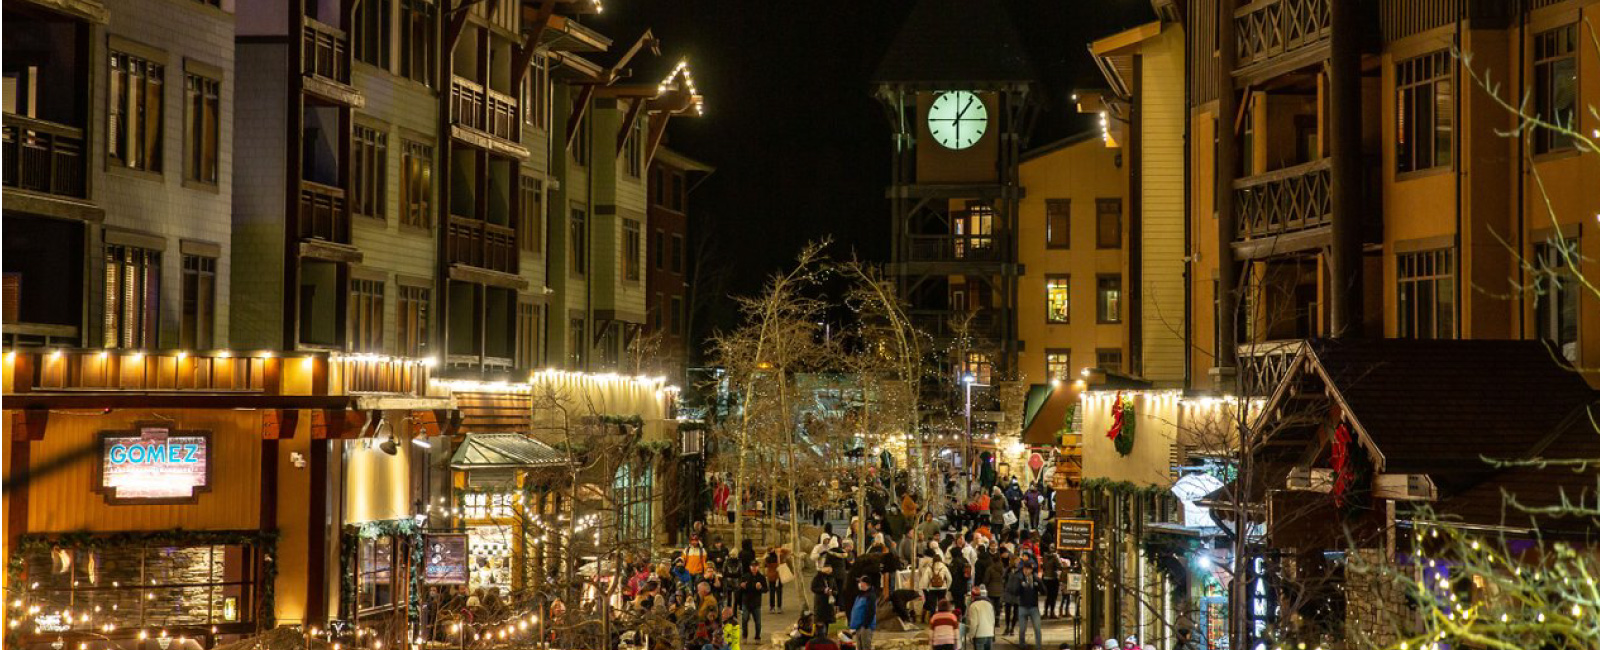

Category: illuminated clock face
[928, 91, 989, 150]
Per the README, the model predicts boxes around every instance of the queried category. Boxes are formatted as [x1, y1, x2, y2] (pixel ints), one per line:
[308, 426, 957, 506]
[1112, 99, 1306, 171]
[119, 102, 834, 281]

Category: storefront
[447, 432, 571, 595]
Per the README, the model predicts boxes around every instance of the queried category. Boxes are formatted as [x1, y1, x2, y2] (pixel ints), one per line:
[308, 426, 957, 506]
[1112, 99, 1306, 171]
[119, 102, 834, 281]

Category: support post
[1328, 0, 1365, 337]
[1216, 0, 1241, 373]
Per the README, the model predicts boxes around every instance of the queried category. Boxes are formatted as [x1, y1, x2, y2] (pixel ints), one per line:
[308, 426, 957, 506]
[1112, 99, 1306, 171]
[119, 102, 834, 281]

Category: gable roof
[449, 433, 570, 469]
[873, 0, 1038, 86]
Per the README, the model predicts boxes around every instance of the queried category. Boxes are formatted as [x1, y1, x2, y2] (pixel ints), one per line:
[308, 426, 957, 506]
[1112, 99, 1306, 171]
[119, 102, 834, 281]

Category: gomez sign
[96, 426, 212, 503]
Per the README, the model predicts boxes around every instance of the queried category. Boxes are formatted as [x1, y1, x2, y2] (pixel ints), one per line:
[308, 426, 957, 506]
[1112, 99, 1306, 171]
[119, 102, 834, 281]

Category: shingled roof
[873, 0, 1038, 85]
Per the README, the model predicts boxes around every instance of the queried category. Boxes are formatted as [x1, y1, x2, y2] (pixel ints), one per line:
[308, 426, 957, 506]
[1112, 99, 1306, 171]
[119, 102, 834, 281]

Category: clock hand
[957, 97, 974, 119]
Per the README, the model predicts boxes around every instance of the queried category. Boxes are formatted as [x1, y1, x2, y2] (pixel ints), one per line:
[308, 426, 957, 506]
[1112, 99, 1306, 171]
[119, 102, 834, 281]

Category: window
[356, 536, 395, 612]
[109, 51, 164, 172]
[180, 255, 215, 350]
[569, 208, 587, 275]
[520, 176, 543, 252]
[353, 0, 391, 69]
[524, 55, 547, 129]
[957, 203, 994, 258]
[1046, 199, 1070, 249]
[516, 301, 540, 368]
[184, 73, 219, 184]
[568, 318, 587, 369]
[21, 542, 263, 630]
[353, 124, 388, 219]
[1096, 275, 1122, 323]
[1096, 198, 1122, 249]
[462, 492, 515, 519]
[669, 295, 684, 336]
[299, 259, 342, 347]
[963, 352, 992, 386]
[1534, 239, 1579, 363]
[1396, 51, 1453, 173]
[623, 219, 642, 282]
[654, 229, 665, 270]
[1045, 275, 1070, 324]
[1096, 349, 1123, 374]
[625, 119, 644, 177]
[652, 292, 665, 330]
[398, 285, 430, 357]
[614, 464, 654, 543]
[1533, 24, 1578, 154]
[401, 140, 433, 228]
[1044, 350, 1071, 382]
[670, 234, 685, 273]
[599, 325, 621, 369]
[670, 172, 684, 211]
[1396, 248, 1455, 339]
[104, 244, 160, 349]
[350, 278, 385, 353]
[572, 115, 589, 166]
[399, 0, 436, 86]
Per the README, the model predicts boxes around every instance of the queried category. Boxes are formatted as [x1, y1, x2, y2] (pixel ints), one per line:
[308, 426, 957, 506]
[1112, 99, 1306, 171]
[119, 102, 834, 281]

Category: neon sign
[1247, 555, 1276, 650]
[97, 427, 211, 503]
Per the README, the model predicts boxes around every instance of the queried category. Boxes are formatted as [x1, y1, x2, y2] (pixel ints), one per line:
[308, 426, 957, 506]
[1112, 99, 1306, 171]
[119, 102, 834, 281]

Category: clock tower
[875, 0, 1037, 385]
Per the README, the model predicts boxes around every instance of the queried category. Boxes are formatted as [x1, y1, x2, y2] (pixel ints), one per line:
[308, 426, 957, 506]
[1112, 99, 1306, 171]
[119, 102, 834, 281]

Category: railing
[1237, 339, 1305, 397]
[451, 76, 519, 141]
[1234, 0, 1330, 72]
[471, 0, 519, 33]
[302, 19, 350, 85]
[906, 235, 1002, 263]
[2, 323, 82, 349]
[1233, 158, 1331, 240]
[447, 215, 518, 274]
[335, 356, 430, 395]
[299, 180, 350, 243]
[909, 310, 1000, 340]
[3, 114, 87, 199]
[17, 349, 271, 392]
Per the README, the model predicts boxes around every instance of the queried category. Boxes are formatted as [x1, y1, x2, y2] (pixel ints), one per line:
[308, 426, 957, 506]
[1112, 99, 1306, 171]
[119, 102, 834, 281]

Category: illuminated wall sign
[96, 426, 212, 503]
[1246, 555, 1276, 650]
[424, 534, 471, 585]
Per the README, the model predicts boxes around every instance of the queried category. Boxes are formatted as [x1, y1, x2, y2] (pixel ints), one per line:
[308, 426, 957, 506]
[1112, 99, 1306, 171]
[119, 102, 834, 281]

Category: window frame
[1044, 349, 1071, 382]
[515, 300, 541, 369]
[353, 123, 389, 220]
[1045, 275, 1070, 324]
[1095, 348, 1123, 374]
[1396, 248, 1456, 340]
[108, 49, 165, 173]
[568, 317, 587, 369]
[180, 254, 216, 350]
[398, 284, 430, 358]
[623, 218, 642, 283]
[670, 233, 685, 274]
[1532, 24, 1578, 155]
[1095, 198, 1122, 249]
[1395, 50, 1453, 174]
[519, 175, 543, 253]
[400, 140, 434, 230]
[669, 295, 684, 336]
[1533, 238, 1580, 363]
[569, 207, 587, 276]
[104, 244, 161, 349]
[1096, 274, 1123, 324]
[349, 276, 386, 353]
[1045, 198, 1071, 249]
[398, 0, 437, 87]
[183, 71, 220, 185]
[353, 0, 392, 70]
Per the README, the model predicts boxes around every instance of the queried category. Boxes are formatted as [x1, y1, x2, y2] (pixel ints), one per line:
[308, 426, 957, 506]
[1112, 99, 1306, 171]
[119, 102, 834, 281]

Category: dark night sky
[589, 0, 1155, 332]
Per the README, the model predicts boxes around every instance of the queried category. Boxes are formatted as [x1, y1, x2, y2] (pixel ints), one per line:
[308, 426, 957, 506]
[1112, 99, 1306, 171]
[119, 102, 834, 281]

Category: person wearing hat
[847, 576, 878, 650]
[811, 563, 837, 626]
[1122, 636, 1142, 650]
[965, 585, 996, 650]
[1103, 640, 1121, 650]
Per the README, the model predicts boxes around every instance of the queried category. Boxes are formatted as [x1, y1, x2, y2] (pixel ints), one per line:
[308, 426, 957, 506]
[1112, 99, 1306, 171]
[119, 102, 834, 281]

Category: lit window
[1046, 276, 1070, 324]
[1096, 275, 1122, 323]
[1045, 350, 1070, 381]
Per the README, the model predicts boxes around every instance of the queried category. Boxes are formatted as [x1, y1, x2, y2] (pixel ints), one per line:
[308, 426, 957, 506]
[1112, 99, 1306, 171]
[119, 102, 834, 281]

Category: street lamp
[961, 372, 988, 500]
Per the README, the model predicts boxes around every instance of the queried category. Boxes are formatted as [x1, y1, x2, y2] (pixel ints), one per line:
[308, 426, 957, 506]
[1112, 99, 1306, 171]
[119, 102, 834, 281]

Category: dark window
[669, 296, 684, 336]
[1044, 350, 1070, 381]
[1096, 275, 1122, 323]
[625, 119, 644, 177]
[299, 259, 343, 347]
[669, 172, 684, 211]
[1533, 24, 1578, 154]
[524, 55, 547, 129]
[104, 244, 160, 349]
[184, 73, 219, 184]
[350, 277, 385, 353]
[670, 234, 684, 273]
[1045, 275, 1069, 324]
[398, 285, 430, 357]
[1396, 51, 1453, 173]
[516, 301, 540, 369]
[1534, 239, 1579, 363]
[109, 51, 164, 171]
[353, 0, 391, 69]
[653, 292, 664, 330]
[353, 124, 388, 219]
[401, 140, 433, 228]
[180, 255, 215, 350]
[568, 318, 586, 369]
[356, 536, 396, 612]
[963, 352, 993, 386]
[623, 218, 642, 282]
[653, 229, 665, 270]
[569, 208, 587, 275]
[1096, 198, 1122, 249]
[1096, 349, 1123, 373]
[520, 176, 543, 252]
[1046, 199, 1070, 249]
[399, 0, 436, 87]
[1396, 248, 1455, 339]
[572, 115, 589, 166]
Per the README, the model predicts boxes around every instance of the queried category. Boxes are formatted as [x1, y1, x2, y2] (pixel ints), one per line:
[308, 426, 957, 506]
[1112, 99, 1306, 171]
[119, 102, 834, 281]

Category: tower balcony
[298, 180, 351, 244]
[1233, 0, 1331, 84]
[1233, 158, 1331, 243]
[450, 76, 519, 143]
[302, 18, 351, 85]
[446, 215, 518, 274]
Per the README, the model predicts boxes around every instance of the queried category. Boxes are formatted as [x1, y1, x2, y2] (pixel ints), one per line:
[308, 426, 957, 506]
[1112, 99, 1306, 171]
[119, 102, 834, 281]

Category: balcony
[3, 114, 87, 199]
[1234, 158, 1331, 241]
[2, 323, 82, 349]
[909, 309, 1001, 341]
[333, 354, 432, 396]
[450, 76, 519, 142]
[1236, 339, 1306, 397]
[299, 180, 351, 244]
[906, 234, 1003, 264]
[447, 215, 518, 274]
[1234, 0, 1331, 81]
[16, 349, 272, 393]
[302, 18, 350, 85]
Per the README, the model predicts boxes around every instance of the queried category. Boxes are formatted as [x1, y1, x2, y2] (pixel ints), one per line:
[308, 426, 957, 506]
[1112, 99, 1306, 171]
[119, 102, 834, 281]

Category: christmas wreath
[1329, 422, 1372, 514]
[1106, 392, 1136, 456]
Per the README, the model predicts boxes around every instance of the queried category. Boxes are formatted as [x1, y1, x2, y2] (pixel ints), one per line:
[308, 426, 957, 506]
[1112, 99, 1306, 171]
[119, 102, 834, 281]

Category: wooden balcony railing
[2, 323, 82, 349]
[447, 215, 518, 274]
[18, 349, 272, 393]
[1237, 339, 1305, 397]
[3, 114, 87, 199]
[334, 355, 430, 395]
[451, 76, 519, 141]
[906, 235, 1002, 263]
[299, 180, 351, 243]
[302, 19, 350, 85]
[471, 0, 519, 33]
[1233, 158, 1331, 240]
[1235, 0, 1331, 72]
[909, 309, 1001, 341]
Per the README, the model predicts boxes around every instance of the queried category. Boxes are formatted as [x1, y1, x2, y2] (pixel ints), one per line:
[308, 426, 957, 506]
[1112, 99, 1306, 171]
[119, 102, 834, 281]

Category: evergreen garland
[339, 519, 424, 628]
[1113, 400, 1136, 456]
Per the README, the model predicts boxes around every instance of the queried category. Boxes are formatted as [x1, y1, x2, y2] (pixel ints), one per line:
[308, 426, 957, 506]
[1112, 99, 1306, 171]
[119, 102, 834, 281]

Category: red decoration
[1106, 392, 1125, 440]
[1330, 423, 1353, 507]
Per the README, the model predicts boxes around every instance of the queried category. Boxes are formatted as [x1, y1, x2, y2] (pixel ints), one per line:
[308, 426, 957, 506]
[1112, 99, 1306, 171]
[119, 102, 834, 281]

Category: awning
[449, 433, 569, 469]
[1020, 383, 1075, 446]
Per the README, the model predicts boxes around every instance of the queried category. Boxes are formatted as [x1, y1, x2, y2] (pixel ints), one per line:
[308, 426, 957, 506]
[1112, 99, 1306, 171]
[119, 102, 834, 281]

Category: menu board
[1055, 518, 1094, 551]
[423, 534, 470, 585]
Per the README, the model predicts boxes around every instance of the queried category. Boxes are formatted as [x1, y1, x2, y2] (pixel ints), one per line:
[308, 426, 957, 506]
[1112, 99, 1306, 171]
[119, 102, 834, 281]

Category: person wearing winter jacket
[917, 556, 952, 623]
[988, 487, 1008, 529]
[965, 587, 996, 650]
[811, 564, 837, 626]
[1007, 563, 1043, 650]
[1023, 486, 1042, 531]
[848, 578, 878, 650]
[928, 601, 960, 650]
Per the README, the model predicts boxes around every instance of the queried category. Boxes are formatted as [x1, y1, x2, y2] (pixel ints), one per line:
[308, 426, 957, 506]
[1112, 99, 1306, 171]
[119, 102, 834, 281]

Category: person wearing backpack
[919, 554, 952, 623]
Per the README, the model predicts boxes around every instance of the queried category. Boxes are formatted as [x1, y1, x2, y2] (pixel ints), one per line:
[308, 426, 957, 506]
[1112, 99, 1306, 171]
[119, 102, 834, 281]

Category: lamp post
[961, 373, 988, 500]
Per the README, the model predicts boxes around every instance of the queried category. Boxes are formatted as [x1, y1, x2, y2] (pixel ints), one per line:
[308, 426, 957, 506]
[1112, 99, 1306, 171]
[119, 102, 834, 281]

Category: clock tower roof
[873, 0, 1038, 87]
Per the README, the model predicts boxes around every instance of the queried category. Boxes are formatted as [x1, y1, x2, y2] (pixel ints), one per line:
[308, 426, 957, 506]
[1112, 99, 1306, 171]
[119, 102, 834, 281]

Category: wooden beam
[262, 409, 300, 440]
[642, 111, 671, 169]
[614, 98, 645, 155]
[607, 29, 657, 79]
[11, 409, 49, 441]
[445, 0, 473, 53]
[2, 394, 357, 410]
[311, 409, 369, 439]
[511, 2, 557, 88]
[564, 83, 596, 151]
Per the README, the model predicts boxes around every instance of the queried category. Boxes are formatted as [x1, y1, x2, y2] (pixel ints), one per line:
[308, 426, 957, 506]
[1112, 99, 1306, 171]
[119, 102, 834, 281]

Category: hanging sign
[1246, 555, 1276, 650]
[96, 426, 211, 503]
[1055, 518, 1094, 551]
[424, 533, 471, 585]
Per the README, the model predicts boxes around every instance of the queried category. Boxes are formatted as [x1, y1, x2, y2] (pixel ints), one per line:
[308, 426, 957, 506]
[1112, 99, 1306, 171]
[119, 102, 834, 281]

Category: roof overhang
[449, 432, 570, 469]
[536, 13, 610, 52]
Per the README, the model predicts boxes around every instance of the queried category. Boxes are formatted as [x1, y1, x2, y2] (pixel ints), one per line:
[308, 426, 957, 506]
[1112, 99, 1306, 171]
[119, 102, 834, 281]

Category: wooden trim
[183, 57, 225, 81]
[180, 239, 222, 257]
[1392, 233, 1455, 254]
[104, 228, 167, 251]
[299, 239, 364, 263]
[305, 440, 328, 623]
[4, 393, 356, 410]
[349, 265, 388, 282]
[448, 264, 531, 290]
[90, 427, 215, 505]
[396, 273, 433, 288]
[107, 34, 168, 64]
[1528, 223, 1582, 243]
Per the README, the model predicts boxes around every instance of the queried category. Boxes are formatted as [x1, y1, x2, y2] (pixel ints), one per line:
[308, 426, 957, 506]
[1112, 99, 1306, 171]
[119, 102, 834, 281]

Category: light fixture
[962, 373, 976, 385]
[375, 416, 398, 455]
[411, 436, 431, 449]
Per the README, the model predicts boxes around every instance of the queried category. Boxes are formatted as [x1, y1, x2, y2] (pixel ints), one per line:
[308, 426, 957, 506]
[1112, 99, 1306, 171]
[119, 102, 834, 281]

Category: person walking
[928, 601, 960, 650]
[811, 564, 836, 627]
[764, 547, 786, 613]
[738, 562, 768, 640]
[988, 487, 1008, 532]
[685, 537, 710, 578]
[848, 577, 878, 650]
[918, 555, 951, 623]
[1008, 563, 1043, 650]
[998, 554, 1018, 634]
[965, 586, 996, 650]
[1023, 486, 1042, 531]
[1040, 550, 1062, 618]
[947, 543, 970, 611]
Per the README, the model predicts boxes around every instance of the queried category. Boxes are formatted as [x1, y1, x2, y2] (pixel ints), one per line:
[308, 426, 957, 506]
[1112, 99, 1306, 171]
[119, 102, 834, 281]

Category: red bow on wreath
[1106, 392, 1125, 439]
[1330, 423, 1353, 507]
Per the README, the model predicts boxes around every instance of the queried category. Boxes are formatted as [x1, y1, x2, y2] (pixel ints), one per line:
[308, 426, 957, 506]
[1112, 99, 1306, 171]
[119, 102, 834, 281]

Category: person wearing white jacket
[965, 587, 996, 650]
[917, 555, 953, 622]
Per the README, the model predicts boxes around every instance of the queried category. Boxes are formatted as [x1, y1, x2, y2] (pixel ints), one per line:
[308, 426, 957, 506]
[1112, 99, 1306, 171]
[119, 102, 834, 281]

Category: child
[929, 601, 961, 650]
